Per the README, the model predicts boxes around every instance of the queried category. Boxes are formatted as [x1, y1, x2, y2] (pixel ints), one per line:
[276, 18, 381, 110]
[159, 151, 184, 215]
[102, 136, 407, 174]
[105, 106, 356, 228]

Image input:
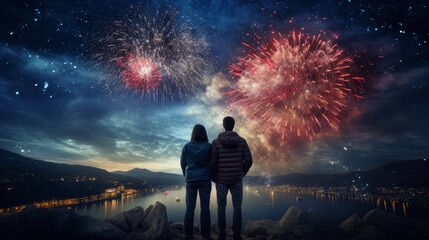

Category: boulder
[268, 207, 347, 240]
[363, 209, 397, 226]
[299, 209, 322, 225]
[292, 225, 312, 238]
[267, 206, 301, 239]
[245, 219, 275, 237]
[340, 213, 363, 235]
[278, 206, 300, 230]
[141, 201, 171, 240]
[106, 213, 130, 232]
[106, 206, 145, 232]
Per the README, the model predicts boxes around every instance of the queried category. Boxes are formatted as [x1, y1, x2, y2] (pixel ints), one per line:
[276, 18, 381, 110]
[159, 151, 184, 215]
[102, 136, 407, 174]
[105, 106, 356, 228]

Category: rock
[170, 222, 184, 232]
[169, 223, 185, 239]
[340, 213, 363, 235]
[141, 201, 171, 240]
[169, 222, 211, 240]
[0, 207, 126, 240]
[106, 206, 145, 232]
[3, 204, 429, 240]
[299, 209, 322, 225]
[278, 206, 300, 230]
[269, 207, 348, 240]
[292, 225, 312, 238]
[352, 225, 389, 240]
[245, 219, 275, 237]
[363, 209, 396, 225]
[106, 213, 130, 232]
[353, 209, 427, 240]
[71, 214, 127, 240]
[267, 206, 301, 239]
[311, 220, 347, 240]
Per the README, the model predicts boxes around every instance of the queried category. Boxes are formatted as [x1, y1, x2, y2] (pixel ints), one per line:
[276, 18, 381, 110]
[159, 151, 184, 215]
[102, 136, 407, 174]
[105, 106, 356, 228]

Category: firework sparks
[93, 7, 208, 102]
[226, 31, 364, 140]
[118, 54, 162, 92]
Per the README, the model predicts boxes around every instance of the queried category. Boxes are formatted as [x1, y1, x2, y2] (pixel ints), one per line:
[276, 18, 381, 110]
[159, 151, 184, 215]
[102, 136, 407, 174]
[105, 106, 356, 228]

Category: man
[210, 116, 253, 240]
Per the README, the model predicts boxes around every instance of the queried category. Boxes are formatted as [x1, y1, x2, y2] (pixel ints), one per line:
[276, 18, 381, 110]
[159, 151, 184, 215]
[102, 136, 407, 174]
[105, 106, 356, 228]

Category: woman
[180, 124, 212, 239]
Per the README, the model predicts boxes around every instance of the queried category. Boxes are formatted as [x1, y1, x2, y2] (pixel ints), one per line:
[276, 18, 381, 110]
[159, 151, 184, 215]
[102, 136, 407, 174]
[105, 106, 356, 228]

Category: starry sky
[0, 0, 428, 176]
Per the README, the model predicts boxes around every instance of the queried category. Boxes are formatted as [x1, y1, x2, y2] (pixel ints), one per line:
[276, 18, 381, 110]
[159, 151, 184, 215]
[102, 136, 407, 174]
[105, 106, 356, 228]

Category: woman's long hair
[191, 124, 208, 143]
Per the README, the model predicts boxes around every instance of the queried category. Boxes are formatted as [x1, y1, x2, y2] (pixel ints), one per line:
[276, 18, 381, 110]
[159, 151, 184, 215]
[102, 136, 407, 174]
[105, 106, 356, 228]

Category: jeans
[216, 181, 243, 240]
[184, 180, 212, 237]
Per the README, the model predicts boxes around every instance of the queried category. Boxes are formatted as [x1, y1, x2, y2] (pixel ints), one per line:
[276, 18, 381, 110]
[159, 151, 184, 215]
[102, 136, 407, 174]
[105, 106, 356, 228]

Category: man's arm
[180, 145, 186, 177]
[209, 140, 218, 179]
[242, 139, 253, 177]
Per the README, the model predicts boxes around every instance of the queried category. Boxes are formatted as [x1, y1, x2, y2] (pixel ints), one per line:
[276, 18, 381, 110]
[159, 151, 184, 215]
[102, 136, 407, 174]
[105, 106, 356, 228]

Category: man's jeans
[216, 181, 243, 240]
[184, 180, 212, 237]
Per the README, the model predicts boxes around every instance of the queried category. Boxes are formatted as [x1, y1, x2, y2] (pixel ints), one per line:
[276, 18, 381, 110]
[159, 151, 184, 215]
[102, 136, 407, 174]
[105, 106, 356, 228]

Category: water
[75, 185, 429, 224]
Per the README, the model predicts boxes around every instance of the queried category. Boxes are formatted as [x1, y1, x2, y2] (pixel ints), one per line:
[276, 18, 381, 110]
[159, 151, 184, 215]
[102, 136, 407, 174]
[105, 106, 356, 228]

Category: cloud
[0, 46, 207, 172]
[200, 73, 231, 105]
[1, 0, 427, 176]
[0, 46, 115, 159]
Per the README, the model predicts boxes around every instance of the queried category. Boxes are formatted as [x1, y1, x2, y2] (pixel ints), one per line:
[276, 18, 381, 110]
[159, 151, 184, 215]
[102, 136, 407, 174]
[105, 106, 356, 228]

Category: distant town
[0, 185, 138, 216]
[1, 184, 428, 217]
[256, 185, 429, 217]
[1, 149, 428, 218]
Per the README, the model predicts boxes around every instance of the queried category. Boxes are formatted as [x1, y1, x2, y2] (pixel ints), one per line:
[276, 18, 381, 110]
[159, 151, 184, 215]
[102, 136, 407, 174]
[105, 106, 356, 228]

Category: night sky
[0, 0, 428, 176]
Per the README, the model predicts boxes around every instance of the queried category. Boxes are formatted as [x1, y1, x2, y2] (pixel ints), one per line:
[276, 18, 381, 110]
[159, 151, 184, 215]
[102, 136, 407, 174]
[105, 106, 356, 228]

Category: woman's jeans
[184, 180, 212, 236]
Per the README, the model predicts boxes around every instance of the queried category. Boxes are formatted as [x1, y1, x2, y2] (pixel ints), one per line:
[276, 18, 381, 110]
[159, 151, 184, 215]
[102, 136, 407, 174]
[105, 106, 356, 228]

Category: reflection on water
[75, 185, 429, 224]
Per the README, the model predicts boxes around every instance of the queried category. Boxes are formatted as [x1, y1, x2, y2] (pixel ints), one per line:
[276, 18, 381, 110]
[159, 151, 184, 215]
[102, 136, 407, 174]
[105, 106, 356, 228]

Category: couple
[180, 116, 253, 240]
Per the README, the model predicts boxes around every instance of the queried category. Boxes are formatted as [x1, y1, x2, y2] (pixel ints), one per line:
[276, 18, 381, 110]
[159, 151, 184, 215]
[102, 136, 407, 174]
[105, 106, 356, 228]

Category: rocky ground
[0, 201, 428, 240]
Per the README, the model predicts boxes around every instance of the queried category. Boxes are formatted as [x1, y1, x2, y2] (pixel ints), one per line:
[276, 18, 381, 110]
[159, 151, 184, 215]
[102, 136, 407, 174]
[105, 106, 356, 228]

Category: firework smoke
[226, 31, 364, 140]
[93, 7, 208, 102]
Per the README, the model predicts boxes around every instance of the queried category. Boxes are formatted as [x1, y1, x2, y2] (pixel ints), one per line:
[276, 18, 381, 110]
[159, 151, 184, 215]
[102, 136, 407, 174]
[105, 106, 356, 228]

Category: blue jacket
[180, 141, 212, 181]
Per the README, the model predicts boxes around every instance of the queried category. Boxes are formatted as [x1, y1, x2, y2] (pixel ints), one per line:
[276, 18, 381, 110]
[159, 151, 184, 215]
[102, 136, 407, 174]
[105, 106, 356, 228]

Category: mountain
[363, 159, 429, 187]
[113, 168, 184, 186]
[246, 159, 429, 188]
[0, 149, 186, 208]
[0, 149, 141, 208]
[2, 147, 427, 208]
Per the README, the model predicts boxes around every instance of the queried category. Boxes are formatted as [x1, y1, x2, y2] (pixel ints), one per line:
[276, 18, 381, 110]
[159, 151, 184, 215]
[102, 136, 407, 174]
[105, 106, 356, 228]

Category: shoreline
[2, 185, 428, 218]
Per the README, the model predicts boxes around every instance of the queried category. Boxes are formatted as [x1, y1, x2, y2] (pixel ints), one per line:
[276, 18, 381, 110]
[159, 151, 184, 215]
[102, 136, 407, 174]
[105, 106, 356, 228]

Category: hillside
[249, 159, 429, 188]
[113, 168, 184, 186]
[0, 149, 140, 208]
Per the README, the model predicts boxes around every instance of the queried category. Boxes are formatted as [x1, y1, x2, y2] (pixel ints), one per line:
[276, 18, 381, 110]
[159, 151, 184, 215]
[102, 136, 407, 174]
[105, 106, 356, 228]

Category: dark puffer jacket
[210, 131, 252, 184]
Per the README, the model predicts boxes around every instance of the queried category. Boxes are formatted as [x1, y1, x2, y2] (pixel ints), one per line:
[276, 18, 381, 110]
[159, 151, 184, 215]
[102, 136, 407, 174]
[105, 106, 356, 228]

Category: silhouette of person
[210, 116, 253, 240]
[180, 124, 212, 239]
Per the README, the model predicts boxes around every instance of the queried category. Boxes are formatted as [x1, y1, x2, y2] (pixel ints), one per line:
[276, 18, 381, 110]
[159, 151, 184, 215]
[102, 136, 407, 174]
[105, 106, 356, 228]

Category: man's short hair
[223, 116, 235, 131]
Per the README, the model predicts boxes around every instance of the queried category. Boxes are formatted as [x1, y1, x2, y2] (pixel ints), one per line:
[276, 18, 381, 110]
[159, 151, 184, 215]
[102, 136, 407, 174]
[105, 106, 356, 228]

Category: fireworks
[118, 54, 162, 92]
[226, 31, 364, 139]
[93, 7, 208, 102]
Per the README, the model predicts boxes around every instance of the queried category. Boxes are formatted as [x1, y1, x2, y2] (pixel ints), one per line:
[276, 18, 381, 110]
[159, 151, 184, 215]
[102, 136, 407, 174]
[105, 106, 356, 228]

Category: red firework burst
[226, 31, 364, 139]
[117, 54, 162, 92]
